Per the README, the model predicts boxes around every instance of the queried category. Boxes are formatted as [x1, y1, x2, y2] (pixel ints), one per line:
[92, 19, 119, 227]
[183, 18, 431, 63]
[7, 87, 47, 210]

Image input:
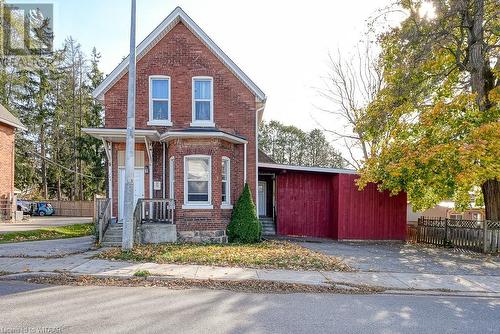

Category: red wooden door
[276, 172, 334, 238]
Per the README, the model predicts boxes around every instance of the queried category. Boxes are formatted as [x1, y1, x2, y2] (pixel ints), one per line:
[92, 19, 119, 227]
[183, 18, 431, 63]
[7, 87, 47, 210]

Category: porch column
[102, 139, 113, 217]
[145, 138, 153, 200]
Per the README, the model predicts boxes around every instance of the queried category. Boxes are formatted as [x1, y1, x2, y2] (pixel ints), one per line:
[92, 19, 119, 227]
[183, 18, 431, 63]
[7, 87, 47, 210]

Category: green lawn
[98, 241, 351, 271]
[0, 223, 94, 244]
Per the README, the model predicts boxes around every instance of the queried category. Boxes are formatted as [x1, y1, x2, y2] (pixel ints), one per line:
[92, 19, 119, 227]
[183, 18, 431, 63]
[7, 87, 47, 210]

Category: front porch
[96, 198, 175, 246]
[85, 127, 252, 245]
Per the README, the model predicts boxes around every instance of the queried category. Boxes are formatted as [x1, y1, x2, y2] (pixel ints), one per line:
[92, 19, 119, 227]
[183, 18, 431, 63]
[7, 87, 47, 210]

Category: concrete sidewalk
[1, 251, 499, 295]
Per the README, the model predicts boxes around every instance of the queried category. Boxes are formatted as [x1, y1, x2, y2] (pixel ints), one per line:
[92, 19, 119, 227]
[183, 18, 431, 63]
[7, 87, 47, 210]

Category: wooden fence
[48, 200, 94, 217]
[407, 217, 500, 253]
[0, 199, 13, 221]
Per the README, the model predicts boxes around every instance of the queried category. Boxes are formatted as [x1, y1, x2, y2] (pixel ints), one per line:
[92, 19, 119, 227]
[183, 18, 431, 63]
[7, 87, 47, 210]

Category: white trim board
[92, 7, 266, 102]
[258, 163, 358, 175]
[160, 130, 247, 144]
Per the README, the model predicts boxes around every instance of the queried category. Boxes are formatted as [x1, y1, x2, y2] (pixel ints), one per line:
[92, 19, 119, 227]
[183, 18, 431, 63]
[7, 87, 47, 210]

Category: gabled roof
[0, 104, 26, 130]
[93, 6, 266, 102]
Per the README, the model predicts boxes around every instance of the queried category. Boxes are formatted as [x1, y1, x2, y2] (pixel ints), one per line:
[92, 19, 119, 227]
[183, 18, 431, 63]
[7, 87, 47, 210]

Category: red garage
[257, 163, 407, 240]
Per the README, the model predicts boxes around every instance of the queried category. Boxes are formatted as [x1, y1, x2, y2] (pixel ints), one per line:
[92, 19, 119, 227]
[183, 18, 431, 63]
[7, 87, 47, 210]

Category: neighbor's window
[222, 157, 230, 205]
[192, 77, 213, 125]
[149, 76, 170, 123]
[184, 155, 211, 204]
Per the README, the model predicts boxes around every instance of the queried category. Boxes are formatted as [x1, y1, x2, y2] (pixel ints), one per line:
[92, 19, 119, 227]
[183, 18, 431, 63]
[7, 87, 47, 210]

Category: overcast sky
[10, 0, 392, 151]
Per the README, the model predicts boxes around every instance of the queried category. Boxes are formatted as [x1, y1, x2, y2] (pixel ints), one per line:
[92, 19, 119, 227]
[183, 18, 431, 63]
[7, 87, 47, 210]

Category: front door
[118, 168, 145, 222]
[258, 181, 267, 217]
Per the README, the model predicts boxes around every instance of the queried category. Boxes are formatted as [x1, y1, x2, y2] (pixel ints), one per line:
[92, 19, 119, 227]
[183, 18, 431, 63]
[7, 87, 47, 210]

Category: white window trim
[182, 155, 213, 209]
[148, 75, 173, 126]
[190, 76, 215, 127]
[221, 156, 232, 209]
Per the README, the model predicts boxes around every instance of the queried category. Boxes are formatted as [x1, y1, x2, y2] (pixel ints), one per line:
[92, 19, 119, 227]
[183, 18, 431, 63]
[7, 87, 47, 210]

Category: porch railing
[133, 198, 174, 244]
[135, 199, 175, 224]
[407, 217, 500, 253]
[95, 198, 111, 243]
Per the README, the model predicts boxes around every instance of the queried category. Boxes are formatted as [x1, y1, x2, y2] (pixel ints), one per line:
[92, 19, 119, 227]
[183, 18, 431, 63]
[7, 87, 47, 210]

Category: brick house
[84, 7, 264, 243]
[0, 104, 25, 220]
[85, 7, 407, 244]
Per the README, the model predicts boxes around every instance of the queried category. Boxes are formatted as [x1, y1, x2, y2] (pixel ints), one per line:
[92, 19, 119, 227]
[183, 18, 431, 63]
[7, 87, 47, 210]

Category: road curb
[2, 271, 499, 298]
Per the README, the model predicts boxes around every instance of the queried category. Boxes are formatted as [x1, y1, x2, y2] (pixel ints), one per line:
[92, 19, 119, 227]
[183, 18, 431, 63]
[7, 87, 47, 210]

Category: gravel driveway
[300, 241, 500, 276]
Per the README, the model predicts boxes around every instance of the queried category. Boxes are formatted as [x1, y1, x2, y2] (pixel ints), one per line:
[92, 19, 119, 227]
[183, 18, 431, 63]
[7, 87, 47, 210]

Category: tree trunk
[465, 0, 499, 220]
[482, 179, 500, 221]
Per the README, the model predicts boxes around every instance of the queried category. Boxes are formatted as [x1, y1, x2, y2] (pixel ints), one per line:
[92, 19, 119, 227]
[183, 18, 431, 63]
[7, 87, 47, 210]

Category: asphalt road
[0, 281, 498, 334]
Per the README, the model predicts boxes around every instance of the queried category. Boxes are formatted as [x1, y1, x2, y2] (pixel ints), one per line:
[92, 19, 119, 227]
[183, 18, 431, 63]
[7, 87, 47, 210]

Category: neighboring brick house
[0, 104, 25, 220]
[85, 7, 407, 244]
[84, 7, 265, 243]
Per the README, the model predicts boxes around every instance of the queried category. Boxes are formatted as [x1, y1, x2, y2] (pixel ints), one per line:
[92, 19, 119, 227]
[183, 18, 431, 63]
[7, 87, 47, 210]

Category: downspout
[255, 104, 265, 215]
[243, 143, 247, 183]
[109, 143, 113, 218]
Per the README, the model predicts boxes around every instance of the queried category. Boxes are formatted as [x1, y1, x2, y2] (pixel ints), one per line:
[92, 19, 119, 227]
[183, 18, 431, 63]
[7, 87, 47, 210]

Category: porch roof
[82, 127, 247, 144]
[159, 128, 248, 144]
[258, 162, 357, 175]
[81, 128, 160, 142]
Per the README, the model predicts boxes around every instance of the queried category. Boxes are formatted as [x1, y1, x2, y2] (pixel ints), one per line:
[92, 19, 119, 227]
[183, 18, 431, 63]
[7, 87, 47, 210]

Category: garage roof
[258, 162, 357, 175]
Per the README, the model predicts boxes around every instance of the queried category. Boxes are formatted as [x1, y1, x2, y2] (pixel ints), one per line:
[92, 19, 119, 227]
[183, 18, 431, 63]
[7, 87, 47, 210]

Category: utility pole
[122, 0, 136, 250]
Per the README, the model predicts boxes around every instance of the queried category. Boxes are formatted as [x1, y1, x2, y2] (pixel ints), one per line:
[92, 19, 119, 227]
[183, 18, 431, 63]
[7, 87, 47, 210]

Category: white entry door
[118, 168, 145, 222]
[258, 181, 267, 217]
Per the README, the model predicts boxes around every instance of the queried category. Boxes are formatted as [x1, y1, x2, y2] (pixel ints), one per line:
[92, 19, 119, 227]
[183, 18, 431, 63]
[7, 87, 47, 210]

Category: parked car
[30, 202, 55, 216]
[16, 200, 31, 215]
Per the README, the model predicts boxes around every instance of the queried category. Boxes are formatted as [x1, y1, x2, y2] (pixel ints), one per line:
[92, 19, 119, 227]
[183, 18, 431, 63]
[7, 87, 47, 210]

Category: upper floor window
[183, 155, 212, 209]
[191, 77, 214, 126]
[149, 76, 171, 126]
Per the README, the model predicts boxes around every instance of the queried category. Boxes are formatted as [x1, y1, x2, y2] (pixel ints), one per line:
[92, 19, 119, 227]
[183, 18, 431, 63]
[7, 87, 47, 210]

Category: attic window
[148, 76, 172, 126]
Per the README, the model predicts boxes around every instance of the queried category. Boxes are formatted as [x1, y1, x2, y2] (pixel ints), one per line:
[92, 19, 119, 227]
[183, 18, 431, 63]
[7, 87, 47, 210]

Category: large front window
[149, 76, 171, 125]
[192, 77, 213, 126]
[184, 155, 211, 207]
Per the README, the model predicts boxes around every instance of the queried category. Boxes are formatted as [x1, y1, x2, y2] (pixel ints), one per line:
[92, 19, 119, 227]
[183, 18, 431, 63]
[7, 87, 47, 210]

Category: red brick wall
[168, 138, 241, 232]
[104, 22, 258, 233]
[0, 123, 15, 200]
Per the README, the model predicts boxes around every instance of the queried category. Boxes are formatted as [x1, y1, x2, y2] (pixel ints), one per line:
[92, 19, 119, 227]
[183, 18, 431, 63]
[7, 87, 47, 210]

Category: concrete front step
[101, 241, 122, 247]
[261, 220, 277, 235]
[104, 231, 123, 235]
[103, 237, 123, 243]
[102, 225, 123, 245]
